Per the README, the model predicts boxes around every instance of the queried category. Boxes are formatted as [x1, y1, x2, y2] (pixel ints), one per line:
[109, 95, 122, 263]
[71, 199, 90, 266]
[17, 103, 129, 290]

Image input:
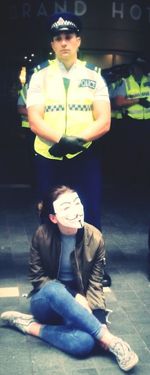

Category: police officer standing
[112, 60, 150, 184]
[27, 12, 111, 285]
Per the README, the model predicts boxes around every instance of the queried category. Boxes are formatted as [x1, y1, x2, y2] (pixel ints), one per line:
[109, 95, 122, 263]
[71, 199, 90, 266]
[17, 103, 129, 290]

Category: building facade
[0, 0, 149, 184]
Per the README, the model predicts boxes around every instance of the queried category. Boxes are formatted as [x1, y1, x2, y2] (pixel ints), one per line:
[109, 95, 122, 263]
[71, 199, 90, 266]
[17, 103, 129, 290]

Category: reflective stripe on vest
[21, 117, 29, 128]
[34, 59, 103, 159]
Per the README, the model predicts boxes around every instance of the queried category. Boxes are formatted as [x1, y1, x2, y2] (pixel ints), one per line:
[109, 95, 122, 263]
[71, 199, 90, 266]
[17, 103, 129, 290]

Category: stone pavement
[0, 185, 150, 375]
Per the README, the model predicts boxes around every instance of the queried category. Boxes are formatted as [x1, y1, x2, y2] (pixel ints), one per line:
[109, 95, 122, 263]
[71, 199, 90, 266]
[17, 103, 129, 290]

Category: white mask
[53, 192, 84, 228]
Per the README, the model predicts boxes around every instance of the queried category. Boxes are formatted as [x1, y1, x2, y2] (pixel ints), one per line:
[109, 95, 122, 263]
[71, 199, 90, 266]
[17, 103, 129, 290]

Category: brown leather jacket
[29, 222, 106, 311]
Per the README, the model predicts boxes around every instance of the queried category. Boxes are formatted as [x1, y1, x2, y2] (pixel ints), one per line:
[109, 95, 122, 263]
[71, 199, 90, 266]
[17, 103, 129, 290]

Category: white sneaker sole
[1, 311, 33, 321]
[119, 352, 139, 371]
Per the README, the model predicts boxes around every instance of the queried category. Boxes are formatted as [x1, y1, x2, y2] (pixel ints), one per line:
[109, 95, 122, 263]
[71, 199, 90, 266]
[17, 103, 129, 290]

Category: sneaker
[109, 337, 139, 371]
[1, 311, 36, 334]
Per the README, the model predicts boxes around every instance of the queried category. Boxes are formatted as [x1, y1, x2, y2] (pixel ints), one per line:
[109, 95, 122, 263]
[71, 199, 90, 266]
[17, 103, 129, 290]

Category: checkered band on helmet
[51, 18, 77, 31]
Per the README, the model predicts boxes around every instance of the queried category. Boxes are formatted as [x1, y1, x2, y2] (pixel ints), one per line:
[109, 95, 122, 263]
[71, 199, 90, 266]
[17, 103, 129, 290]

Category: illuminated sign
[8, 0, 87, 19]
[4, 0, 150, 25]
[112, 1, 150, 22]
[0, 0, 149, 54]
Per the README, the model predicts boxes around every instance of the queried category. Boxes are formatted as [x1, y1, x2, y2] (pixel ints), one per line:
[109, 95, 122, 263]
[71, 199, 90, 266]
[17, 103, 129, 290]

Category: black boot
[102, 271, 112, 287]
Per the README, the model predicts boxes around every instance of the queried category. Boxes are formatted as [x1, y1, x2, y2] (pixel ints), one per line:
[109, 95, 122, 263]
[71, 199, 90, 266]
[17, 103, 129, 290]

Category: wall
[0, 0, 149, 57]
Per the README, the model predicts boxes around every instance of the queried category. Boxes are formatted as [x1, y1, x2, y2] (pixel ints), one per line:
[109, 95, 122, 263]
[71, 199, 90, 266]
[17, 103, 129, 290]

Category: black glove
[49, 136, 85, 157]
[139, 98, 150, 108]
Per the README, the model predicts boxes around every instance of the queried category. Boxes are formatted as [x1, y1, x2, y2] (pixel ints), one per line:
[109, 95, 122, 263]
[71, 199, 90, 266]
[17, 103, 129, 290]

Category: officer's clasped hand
[49, 136, 85, 157]
[139, 98, 150, 108]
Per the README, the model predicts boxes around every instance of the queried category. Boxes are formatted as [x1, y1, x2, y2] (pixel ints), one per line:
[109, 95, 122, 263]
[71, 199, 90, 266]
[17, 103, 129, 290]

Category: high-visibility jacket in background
[109, 80, 123, 120]
[18, 84, 29, 128]
[124, 74, 150, 120]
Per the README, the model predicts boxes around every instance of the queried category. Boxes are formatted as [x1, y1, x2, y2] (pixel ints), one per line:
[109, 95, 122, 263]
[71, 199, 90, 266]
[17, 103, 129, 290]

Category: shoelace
[112, 341, 133, 366]
[11, 317, 33, 326]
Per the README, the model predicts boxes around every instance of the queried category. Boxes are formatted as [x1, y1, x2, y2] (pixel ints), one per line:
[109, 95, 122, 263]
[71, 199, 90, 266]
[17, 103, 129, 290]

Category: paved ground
[0, 185, 150, 375]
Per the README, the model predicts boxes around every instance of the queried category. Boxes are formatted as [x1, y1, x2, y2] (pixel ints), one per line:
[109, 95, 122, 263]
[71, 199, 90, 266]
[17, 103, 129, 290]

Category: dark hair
[40, 185, 74, 223]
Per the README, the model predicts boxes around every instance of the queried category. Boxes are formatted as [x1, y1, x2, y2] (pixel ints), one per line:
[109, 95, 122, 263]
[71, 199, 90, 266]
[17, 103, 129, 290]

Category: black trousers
[34, 146, 102, 229]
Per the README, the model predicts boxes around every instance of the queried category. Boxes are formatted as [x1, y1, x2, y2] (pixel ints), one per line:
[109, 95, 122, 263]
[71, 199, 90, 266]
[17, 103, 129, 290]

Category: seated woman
[1, 185, 138, 372]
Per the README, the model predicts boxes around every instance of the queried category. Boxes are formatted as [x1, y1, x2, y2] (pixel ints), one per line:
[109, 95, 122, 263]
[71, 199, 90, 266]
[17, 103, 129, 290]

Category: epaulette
[33, 59, 51, 73]
[85, 62, 101, 74]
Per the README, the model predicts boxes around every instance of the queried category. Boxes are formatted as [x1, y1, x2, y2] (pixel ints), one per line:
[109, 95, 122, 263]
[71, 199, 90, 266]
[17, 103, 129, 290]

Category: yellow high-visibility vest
[124, 75, 150, 120]
[32, 60, 103, 160]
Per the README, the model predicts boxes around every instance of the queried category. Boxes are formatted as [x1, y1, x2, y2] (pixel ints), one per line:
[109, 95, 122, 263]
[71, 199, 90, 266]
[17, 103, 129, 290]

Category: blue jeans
[30, 280, 104, 357]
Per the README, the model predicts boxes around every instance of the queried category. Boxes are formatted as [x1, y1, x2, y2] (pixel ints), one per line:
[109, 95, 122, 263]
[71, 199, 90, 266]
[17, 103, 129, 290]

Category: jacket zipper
[56, 243, 62, 279]
[74, 248, 84, 292]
